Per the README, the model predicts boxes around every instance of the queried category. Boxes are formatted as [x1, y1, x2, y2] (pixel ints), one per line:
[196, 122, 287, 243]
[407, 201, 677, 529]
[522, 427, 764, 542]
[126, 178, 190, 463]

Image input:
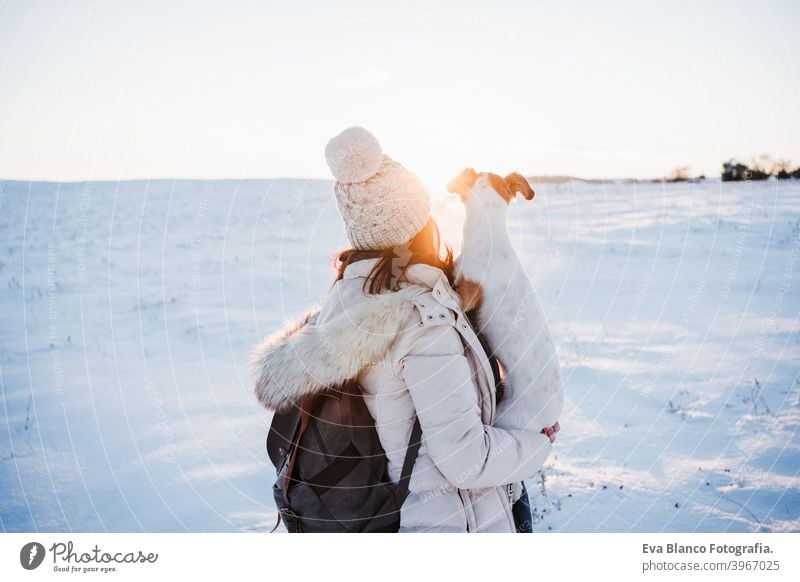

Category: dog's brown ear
[504, 172, 535, 200]
[447, 168, 478, 199]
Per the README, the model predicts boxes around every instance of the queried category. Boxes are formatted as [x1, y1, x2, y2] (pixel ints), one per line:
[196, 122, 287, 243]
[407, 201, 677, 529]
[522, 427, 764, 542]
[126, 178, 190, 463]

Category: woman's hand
[541, 421, 560, 443]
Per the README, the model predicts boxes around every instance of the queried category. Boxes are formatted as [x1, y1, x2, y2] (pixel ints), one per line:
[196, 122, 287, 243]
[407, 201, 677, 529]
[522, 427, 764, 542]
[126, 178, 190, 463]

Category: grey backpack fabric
[267, 380, 422, 533]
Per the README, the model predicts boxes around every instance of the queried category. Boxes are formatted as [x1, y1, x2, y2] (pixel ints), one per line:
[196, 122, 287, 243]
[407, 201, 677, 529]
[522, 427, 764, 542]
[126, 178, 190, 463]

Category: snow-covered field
[1, 177, 798, 532]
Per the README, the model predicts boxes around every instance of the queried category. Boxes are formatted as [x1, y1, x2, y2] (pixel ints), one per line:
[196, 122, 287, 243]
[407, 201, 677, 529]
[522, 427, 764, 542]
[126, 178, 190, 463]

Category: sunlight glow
[0, 1, 798, 181]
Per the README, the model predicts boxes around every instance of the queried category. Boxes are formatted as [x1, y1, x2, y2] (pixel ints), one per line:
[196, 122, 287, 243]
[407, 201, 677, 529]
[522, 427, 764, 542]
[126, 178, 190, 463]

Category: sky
[0, 0, 798, 184]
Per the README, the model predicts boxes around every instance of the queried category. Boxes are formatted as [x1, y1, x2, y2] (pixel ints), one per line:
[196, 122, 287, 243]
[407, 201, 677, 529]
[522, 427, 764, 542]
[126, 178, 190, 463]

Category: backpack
[266, 379, 422, 533]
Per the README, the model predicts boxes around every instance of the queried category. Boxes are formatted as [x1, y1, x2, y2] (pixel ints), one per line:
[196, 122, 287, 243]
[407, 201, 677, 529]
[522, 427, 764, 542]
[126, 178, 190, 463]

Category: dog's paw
[541, 421, 560, 443]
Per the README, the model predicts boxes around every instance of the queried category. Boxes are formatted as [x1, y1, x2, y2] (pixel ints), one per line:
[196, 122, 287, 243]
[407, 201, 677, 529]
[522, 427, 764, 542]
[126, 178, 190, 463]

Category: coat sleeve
[396, 323, 553, 489]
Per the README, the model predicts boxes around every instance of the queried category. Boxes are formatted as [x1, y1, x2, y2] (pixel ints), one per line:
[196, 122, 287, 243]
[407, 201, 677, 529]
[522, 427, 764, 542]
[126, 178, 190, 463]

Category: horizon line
[0, 173, 720, 185]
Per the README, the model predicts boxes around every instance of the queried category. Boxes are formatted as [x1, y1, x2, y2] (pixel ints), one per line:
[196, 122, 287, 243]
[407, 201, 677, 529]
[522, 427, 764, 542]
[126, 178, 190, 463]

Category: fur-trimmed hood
[249, 290, 418, 412]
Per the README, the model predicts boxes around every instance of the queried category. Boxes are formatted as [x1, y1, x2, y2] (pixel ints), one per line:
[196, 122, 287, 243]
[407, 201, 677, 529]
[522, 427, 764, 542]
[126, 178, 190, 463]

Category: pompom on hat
[325, 127, 431, 251]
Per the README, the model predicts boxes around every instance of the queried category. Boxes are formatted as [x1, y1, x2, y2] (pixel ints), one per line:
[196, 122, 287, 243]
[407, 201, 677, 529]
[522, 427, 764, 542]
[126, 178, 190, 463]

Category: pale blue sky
[0, 0, 798, 183]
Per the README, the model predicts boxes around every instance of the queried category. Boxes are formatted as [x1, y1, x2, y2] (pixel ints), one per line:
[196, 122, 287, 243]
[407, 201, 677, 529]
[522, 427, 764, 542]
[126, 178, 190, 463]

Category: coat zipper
[457, 489, 477, 532]
[454, 315, 496, 424]
[501, 485, 516, 530]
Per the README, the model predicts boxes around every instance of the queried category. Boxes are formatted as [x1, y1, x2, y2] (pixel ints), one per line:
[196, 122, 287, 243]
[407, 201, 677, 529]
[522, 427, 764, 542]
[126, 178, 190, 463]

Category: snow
[1, 177, 798, 532]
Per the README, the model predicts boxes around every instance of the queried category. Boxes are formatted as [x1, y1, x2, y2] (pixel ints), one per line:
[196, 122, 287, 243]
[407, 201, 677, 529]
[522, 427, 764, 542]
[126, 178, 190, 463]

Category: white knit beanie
[325, 126, 431, 250]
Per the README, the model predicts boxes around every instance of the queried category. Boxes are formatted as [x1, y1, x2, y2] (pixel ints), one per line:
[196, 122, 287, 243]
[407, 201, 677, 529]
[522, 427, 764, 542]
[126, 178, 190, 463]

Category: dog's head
[446, 168, 535, 206]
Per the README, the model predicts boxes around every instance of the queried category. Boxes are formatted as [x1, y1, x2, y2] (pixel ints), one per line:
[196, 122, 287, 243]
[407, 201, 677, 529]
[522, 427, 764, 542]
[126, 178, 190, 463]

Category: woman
[252, 127, 557, 532]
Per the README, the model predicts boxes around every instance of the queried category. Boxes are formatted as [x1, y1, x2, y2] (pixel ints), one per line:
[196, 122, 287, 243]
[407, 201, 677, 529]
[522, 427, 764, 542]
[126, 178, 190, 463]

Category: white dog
[447, 168, 562, 438]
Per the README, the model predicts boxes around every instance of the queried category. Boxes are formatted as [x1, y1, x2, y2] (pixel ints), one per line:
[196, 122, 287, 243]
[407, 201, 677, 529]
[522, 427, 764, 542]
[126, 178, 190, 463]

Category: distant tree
[666, 166, 691, 182]
[748, 155, 773, 180]
[721, 156, 800, 181]
[721, 158, 770, 181]
[773, 158, 793, 180]
[722, 159, 748, 181]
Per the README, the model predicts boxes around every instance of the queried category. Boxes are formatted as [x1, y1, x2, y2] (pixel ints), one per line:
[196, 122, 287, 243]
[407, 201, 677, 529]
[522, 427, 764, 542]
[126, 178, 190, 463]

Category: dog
[447, 168, 562, 440]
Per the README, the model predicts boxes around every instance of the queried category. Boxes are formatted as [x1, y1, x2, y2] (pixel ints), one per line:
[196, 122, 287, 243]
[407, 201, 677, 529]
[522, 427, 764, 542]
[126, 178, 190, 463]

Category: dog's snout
[446, 179, 469, 200]
[447, 167, 478, 201]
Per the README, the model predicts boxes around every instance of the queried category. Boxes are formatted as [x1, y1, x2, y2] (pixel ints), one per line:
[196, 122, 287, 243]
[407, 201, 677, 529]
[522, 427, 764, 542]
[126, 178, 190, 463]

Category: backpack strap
[397, 416, 422, 494]
[283, 395, 316, 493]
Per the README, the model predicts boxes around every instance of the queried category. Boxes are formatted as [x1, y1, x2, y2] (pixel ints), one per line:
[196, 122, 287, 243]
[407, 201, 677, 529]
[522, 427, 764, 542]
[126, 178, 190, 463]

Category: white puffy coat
[251, 258, 553, 532]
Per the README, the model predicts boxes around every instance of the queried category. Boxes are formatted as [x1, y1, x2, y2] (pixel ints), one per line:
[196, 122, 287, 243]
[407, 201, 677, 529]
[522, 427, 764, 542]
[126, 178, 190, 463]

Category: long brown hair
[333, 217, 454, 295]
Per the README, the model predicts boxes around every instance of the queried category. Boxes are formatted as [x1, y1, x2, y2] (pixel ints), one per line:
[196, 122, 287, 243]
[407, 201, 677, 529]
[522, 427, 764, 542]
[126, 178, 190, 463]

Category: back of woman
[252, 127, 555, 532]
